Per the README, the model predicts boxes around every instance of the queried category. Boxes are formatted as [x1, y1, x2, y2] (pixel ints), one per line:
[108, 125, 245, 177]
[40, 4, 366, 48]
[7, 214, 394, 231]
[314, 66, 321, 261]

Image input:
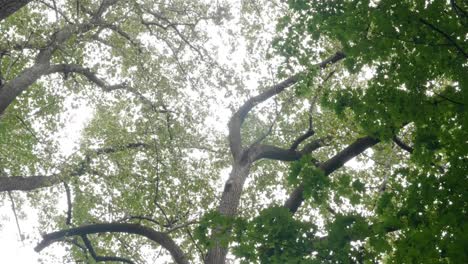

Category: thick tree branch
[228, 75, 298, 160]
[0, 175, 61, 192]
[250, 138, 326, 162]
[393, 136, 414, 153]
[119, 215, 163, 226]
[0, 142, 148, 192]
[227, 51, 345, 161]
[35, 223, 188, 264]
[94, 142, 149, 155]
[81, 235, 135, 264]
[289, 116, 314, 151]
[47, 64, 171, 112]
[0, 0, 30, 21]
[0, 1, 119, 115]
[284, 136, 379, 213]
[63, 182, 72, 225]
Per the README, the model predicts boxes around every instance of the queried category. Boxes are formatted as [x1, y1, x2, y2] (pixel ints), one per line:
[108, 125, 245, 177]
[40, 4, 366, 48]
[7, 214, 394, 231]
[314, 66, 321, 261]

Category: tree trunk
[205, 162, 251, 264]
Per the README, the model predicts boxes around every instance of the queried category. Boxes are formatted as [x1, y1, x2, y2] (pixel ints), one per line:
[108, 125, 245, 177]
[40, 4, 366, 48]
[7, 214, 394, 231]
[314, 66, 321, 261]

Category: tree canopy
[0, 0, 466, 263]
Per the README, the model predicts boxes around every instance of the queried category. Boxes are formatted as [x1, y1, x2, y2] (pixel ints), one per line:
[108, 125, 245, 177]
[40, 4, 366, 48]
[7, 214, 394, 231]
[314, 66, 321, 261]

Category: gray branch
[35, 223, 188, 264]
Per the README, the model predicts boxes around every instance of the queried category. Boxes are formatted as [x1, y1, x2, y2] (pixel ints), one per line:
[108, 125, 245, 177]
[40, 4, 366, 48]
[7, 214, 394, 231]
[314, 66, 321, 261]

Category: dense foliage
[275, 0, 467, 262]
[0, 0, 466, 263]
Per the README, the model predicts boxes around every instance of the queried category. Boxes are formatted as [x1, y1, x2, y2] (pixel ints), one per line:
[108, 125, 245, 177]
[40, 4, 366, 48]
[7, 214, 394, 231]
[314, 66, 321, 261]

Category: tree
[0, 0, 466, 263]
[0, 0, 31, 21]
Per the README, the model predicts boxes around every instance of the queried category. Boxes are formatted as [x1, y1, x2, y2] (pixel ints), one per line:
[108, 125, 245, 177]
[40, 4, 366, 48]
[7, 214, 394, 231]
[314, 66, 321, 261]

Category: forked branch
[81, 235, 135, 264]
[228, 51, 345, 161]
[249, 137, 327, 162]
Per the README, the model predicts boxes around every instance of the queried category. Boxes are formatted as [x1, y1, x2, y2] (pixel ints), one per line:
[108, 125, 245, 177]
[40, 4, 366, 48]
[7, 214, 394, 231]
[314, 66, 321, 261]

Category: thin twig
[434, 91, 465, 106]
[186, 226, 206, 263]
[8, 191, 24, 242]
[419, 18, 468, 58]
[15, 115, 39, 142]
[165, 220, 199, 233]
[251, 98, 280, 146]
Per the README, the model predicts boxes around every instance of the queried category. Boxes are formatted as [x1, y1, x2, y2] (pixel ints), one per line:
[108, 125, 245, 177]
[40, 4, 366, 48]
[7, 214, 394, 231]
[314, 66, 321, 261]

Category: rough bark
[35, 223, 188, 264]
[204, 163, 252, 263]
[205, 51, 346, 264]
[0, 0, 30, 21]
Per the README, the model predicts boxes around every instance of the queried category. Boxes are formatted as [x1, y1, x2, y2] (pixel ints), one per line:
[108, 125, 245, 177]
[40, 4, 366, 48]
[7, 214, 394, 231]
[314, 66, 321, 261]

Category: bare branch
[35, 223, 189, 264]
[142, 8, 207, 59]
[94, 0, 120, 20]
[185, 227, 206, 262]
[8, 191, 24, 241]
[47, 64, 171, 113]
[165, 220, 199, 234]
[250, 99, 280, 147]
[450, 0, 468, 24]
[393, 136, 446, 173]
[15, 114, 39, 141]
